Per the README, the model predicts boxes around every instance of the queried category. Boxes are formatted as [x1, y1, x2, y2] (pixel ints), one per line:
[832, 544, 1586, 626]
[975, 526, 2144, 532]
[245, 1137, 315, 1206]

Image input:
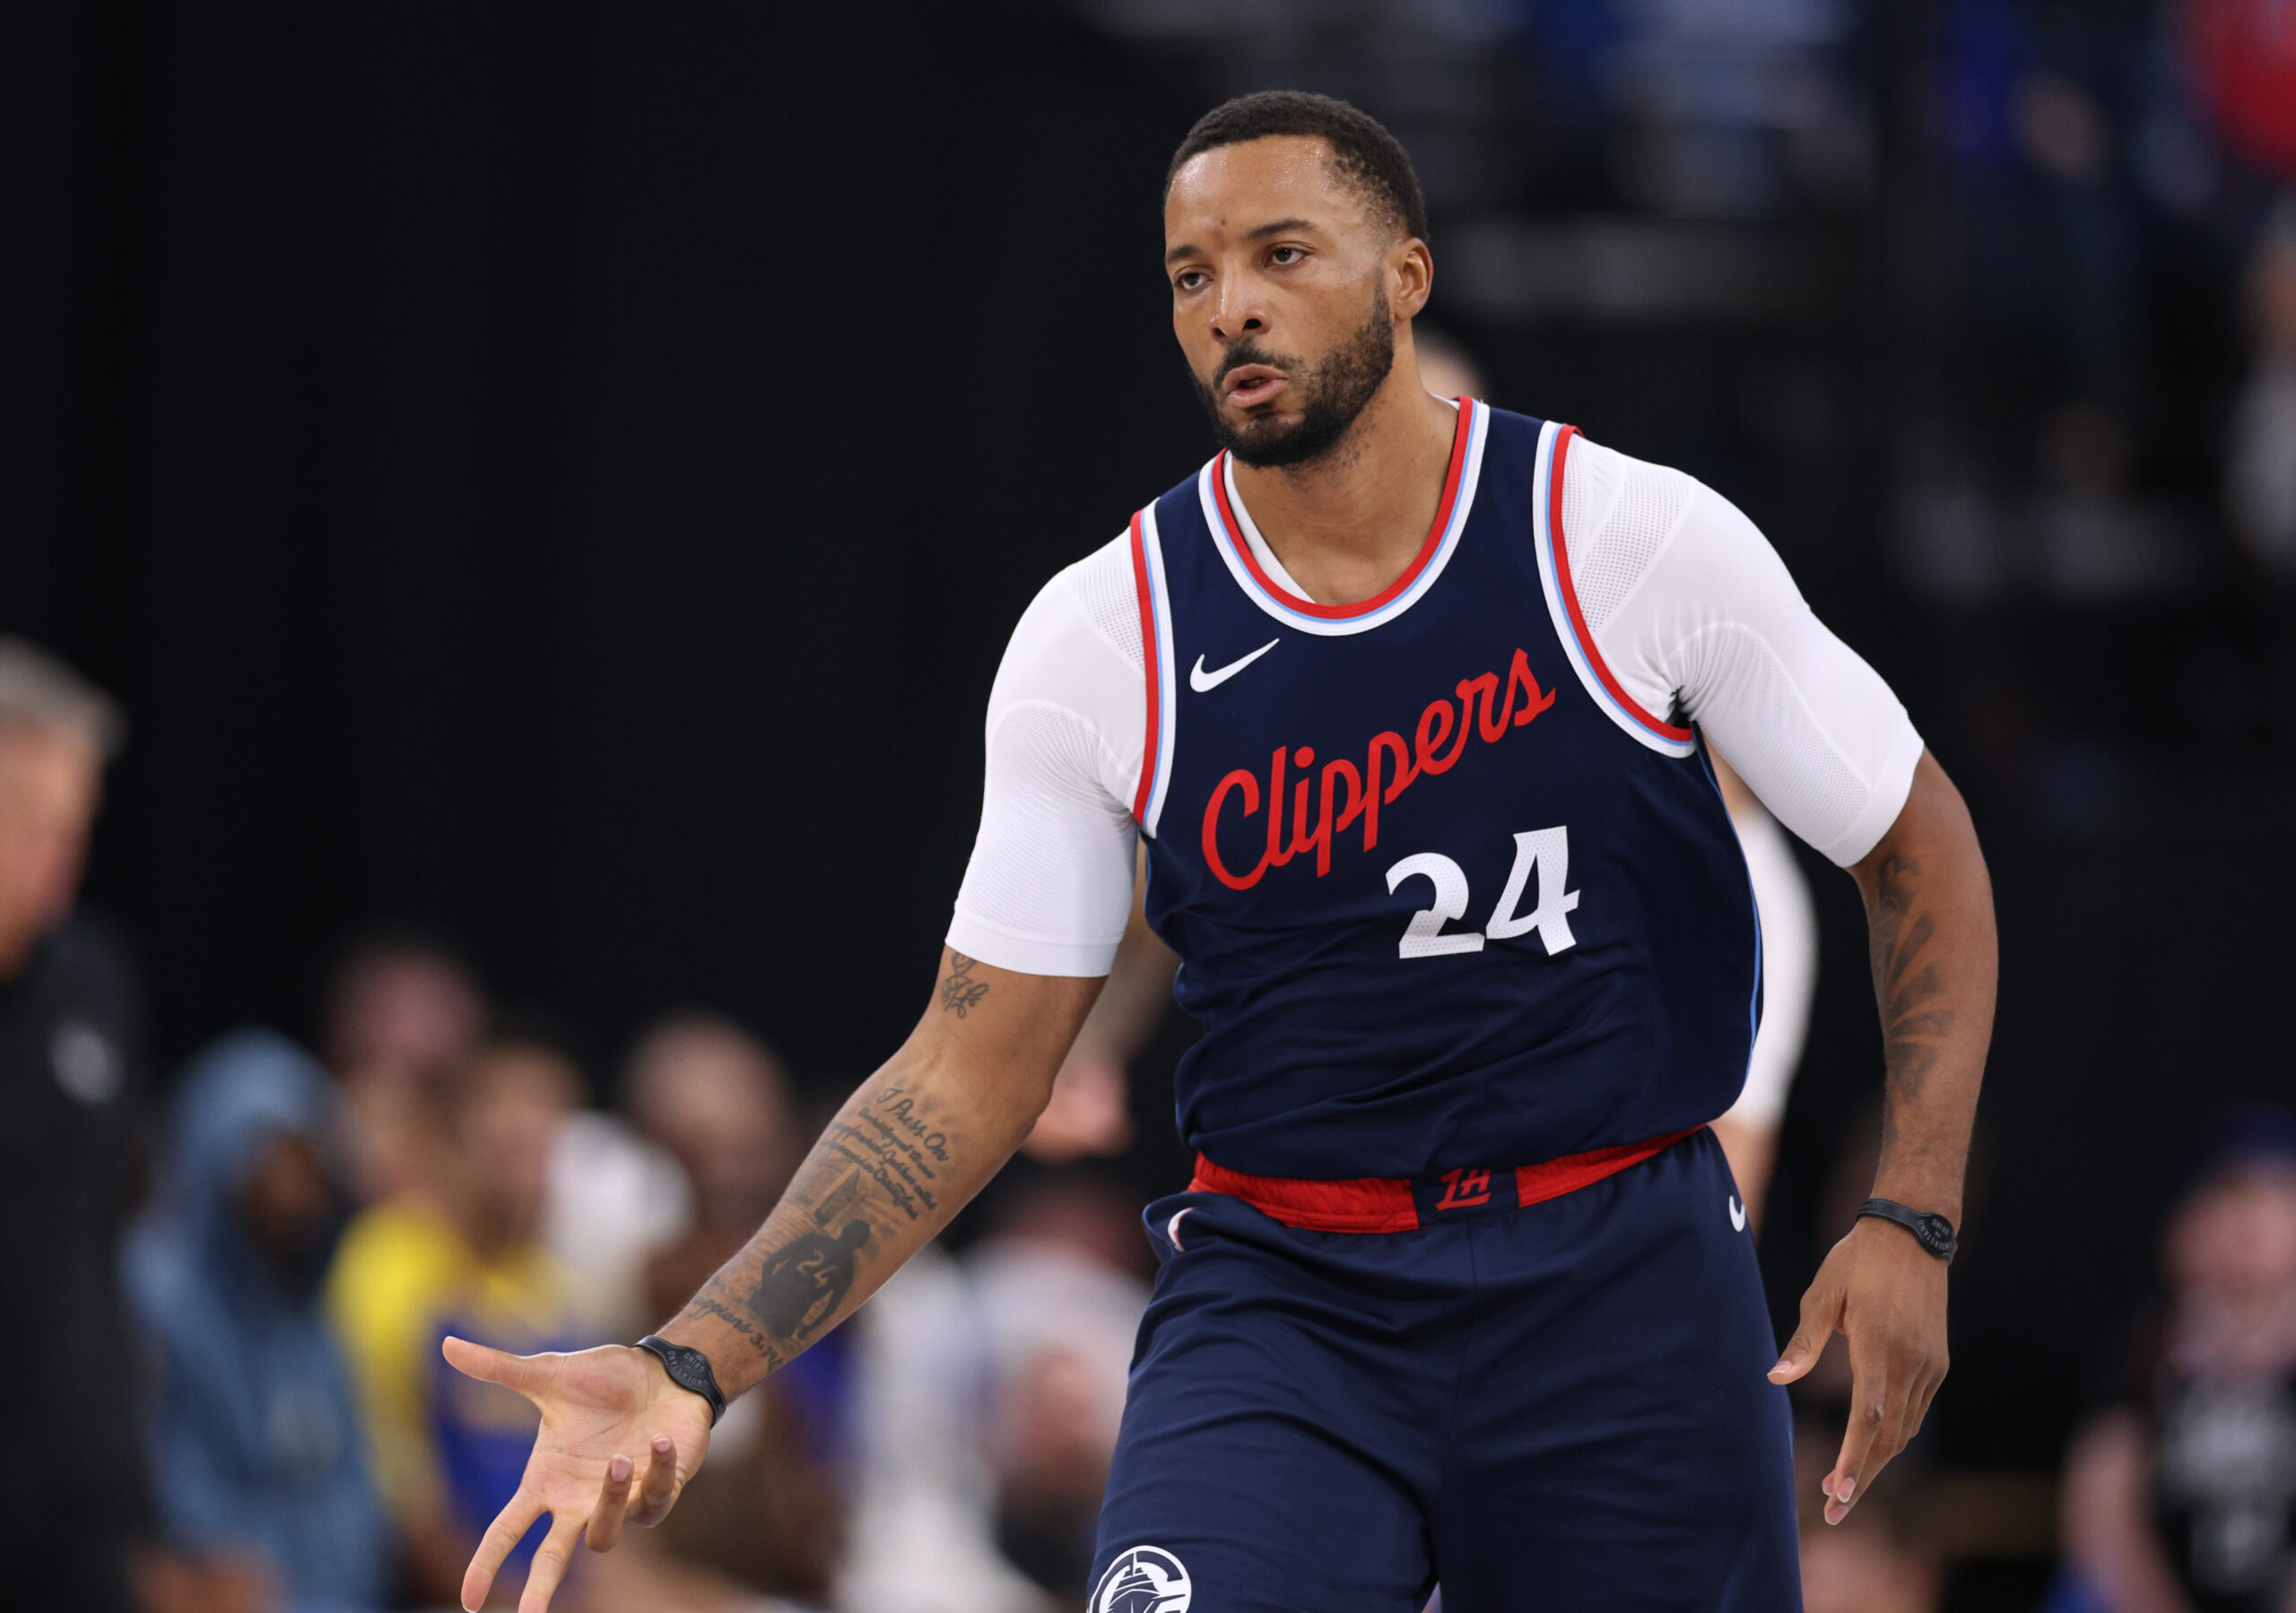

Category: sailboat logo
[1092, 1544, 1194, 1613]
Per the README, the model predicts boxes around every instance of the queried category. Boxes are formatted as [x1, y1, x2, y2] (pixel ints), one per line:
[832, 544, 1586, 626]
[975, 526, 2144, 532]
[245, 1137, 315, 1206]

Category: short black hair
[1165, 91, 1428, 246]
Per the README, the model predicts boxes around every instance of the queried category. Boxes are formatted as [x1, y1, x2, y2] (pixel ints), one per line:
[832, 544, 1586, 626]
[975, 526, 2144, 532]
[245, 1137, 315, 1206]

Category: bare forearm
[1853, 750, 1996, 1222]
[659, 950, 1096, 1395]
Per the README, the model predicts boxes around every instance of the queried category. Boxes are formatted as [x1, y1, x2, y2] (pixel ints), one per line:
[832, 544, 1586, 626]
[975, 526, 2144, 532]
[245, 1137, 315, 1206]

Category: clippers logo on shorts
[1092, 1546, 1193, 1613]
[1126, 402, 1762, 1182]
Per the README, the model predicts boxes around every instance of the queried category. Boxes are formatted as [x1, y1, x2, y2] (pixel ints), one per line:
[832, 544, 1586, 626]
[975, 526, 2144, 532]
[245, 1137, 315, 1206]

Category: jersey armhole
[1536, 424, 1698, 756]
[1128, 507, 1177, 835]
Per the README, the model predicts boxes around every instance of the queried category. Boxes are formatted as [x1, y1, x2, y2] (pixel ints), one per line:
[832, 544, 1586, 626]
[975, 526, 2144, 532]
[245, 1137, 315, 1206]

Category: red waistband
[1187, 1126, 1704, 1234]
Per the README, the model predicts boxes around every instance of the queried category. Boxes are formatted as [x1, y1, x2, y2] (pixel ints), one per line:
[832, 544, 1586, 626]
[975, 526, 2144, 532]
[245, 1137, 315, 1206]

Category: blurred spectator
[970, 1174, 1152, 1603]
[1795, 1415, 1943, 1613]
[835, 1244, 1048, 1613]
[0, 639, 151, 1611]
[125, 1029, 387, 1612]
[2227, 200, 2296, 581]
[631, 1012, 799, 1324]
[2056, 1106, 2296, 1613]
[325, 1036, 596, 1605]
[624, 1012, 842, 1600]
[538, 1012, 700, 1338]
[2187, 0, 2296, 187]
[320, 927, 487, 1204]
[322, 926, 487, 1080]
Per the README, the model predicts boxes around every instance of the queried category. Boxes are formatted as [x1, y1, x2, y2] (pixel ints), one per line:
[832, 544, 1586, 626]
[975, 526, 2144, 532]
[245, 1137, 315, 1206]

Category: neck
[1230, 365, 1458, 607]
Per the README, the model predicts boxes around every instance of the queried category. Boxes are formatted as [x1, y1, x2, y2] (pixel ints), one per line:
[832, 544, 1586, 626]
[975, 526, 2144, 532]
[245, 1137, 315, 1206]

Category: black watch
[634, 1334, 726, 1427]
[1857, 1198, 1958, 1264]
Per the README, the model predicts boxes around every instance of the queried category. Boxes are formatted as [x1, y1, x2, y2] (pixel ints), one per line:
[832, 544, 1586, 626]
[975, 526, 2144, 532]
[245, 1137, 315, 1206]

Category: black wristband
[1857, 1198, 1958, 1263]
[634, 1334, 726, 1427]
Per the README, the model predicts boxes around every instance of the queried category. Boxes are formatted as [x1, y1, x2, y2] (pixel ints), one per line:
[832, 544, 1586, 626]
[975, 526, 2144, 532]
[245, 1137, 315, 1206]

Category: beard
[1194, 282, 1397, 470]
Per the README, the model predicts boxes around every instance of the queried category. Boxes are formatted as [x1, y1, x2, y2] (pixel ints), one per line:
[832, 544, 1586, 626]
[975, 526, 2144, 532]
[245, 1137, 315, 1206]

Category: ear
[1389, 235, 1433, 322]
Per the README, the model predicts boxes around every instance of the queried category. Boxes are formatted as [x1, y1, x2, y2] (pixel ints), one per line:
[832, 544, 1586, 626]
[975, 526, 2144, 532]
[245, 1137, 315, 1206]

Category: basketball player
[446, 91, 1995, 1612]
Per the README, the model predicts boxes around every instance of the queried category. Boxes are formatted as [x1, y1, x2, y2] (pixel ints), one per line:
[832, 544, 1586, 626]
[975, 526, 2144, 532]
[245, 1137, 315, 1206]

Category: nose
[1208, 280, 1266, 347]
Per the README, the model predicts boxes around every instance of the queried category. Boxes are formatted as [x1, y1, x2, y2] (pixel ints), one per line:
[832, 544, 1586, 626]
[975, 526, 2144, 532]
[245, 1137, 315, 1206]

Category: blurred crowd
[0, 642, 1156, 1613]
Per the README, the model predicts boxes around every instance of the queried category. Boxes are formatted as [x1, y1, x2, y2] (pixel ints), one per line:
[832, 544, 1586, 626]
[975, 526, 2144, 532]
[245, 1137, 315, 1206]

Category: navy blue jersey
[1126, 401, 1760, 1181]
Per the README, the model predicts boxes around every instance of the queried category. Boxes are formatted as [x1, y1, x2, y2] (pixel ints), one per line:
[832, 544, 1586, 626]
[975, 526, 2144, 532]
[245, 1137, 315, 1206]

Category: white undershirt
[947, 431, 1923, 978]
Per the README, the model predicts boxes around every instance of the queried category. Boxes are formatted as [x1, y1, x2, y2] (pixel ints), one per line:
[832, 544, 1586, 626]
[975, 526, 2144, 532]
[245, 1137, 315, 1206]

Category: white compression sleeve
[1565, 437, 1924, 866]
[945, 535, 1145, 977]
[1721, 798, 1820, 1130]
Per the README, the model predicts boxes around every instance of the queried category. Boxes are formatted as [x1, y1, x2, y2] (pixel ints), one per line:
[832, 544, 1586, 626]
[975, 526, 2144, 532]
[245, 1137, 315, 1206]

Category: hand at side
[440, 1336, 714, 1613]
[1768, 1218, 1949, 1523]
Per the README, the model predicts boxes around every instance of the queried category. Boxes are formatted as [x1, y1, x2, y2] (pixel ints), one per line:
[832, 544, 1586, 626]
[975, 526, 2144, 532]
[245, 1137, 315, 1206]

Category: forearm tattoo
[679, 1080, 964, 1366]
[1867, 853, 1952, 1119]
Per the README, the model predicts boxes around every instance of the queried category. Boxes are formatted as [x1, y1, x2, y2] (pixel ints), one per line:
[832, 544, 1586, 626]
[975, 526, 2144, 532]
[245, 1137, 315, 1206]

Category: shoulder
[1555, 432, 1704, 541]
[991, 531, 1144, 707]
[1554, 431, 1787, 626]
[122, 1219, 199, 1330]
[1548, 433, 1704, 628]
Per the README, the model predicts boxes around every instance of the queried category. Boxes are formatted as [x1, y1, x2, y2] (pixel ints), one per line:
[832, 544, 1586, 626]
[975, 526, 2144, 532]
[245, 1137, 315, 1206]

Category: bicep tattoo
[940, 951, 990, 1018]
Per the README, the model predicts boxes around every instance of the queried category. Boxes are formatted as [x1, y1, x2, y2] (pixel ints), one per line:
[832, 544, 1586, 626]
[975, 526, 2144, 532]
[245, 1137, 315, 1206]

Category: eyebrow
[1165, 218, 1322, 264]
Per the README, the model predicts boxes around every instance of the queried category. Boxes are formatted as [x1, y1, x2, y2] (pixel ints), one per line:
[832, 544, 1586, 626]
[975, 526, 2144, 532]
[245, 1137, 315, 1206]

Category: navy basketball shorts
[1087, 1128, 1800, 1612]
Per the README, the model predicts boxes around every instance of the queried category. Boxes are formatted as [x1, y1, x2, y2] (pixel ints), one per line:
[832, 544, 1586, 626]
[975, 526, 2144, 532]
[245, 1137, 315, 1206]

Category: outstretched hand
[441, 1336, 714, 1613]
[1767, 1218, 1949, 1526]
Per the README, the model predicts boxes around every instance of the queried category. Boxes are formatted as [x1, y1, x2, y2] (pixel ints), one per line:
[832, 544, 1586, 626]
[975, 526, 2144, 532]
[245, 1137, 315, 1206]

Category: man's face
[452, 1054, 577, 1252]
[1164, 135, 1413, 468]
[0, 723, 103, 976]
[237, 1129, 341, 1282]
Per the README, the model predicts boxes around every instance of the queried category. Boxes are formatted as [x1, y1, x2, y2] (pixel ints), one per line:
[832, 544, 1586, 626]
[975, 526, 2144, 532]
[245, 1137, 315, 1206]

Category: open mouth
[1222, 365, 1288, 410]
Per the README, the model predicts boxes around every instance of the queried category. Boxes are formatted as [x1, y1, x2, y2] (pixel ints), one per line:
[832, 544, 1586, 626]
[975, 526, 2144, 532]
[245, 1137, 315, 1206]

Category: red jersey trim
[1127, 508, 1160, 826]
[1546, 426, 1695, 744]
[1209, 397, 1477, 622]
[1187, 1125, 1704, 1234]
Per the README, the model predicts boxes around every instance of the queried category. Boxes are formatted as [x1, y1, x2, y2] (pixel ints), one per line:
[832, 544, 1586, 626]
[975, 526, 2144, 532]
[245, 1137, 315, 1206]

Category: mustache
[1213, 343, 1300, 391]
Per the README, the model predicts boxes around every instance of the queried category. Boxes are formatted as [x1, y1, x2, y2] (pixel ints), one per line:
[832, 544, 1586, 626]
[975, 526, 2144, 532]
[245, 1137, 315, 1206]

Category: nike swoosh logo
[1166, 1208, 1194, 1251]
[1728, 1195, 1747, 1232]
[1189, 638, 1280, 693]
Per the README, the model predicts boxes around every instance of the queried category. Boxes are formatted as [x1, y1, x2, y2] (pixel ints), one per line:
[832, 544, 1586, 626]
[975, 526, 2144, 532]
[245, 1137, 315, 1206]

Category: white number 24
[1384, 827, 1579, 960]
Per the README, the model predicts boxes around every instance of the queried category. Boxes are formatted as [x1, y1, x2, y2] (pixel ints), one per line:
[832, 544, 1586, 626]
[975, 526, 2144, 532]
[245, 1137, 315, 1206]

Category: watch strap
[1857, 1198, 1958, 1264]
[634, 1334, 726, 1427]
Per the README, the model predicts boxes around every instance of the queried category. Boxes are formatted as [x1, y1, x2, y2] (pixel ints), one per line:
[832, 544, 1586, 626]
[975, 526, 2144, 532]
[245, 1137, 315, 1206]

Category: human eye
[1268, 245, 1307, 266]
[1173, 268, 1209, 292]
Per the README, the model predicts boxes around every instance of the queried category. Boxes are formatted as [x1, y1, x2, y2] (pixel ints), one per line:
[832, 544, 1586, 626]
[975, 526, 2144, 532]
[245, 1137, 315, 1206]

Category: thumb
[1768, 1327, 1823, 1384]
[1769, 1290, 1839, 1384]
[441, 1335, 552, 1399]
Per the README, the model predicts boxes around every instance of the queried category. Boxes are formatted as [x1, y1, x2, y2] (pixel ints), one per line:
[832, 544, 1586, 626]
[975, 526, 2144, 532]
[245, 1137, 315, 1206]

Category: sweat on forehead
[1163, 90, 1429, 245]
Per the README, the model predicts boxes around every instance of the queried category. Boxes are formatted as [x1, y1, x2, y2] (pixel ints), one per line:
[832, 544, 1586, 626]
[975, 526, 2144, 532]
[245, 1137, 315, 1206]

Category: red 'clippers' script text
[1201, 648, 1559, 890]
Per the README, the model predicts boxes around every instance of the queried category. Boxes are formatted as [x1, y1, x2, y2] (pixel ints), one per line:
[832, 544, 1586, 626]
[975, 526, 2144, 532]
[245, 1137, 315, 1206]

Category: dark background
[7, 0, 2292, 1581]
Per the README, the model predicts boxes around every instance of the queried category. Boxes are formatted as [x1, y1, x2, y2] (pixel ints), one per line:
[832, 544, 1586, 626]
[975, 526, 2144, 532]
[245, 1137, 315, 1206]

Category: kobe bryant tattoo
[940, 952, 989, 1019]
[751, 1221, 872, 1340]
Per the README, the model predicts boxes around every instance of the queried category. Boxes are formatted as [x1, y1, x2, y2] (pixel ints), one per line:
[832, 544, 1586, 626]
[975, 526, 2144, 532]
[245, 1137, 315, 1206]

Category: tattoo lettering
[1869, 854, 1952, 1106]
[940, 952, 989, 1018]
[819, 1122, 936, 1220]
[751, 1220, 871, 1340]
[683, 1293, 785, 1369]
[874, 1088, 952, 1162]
